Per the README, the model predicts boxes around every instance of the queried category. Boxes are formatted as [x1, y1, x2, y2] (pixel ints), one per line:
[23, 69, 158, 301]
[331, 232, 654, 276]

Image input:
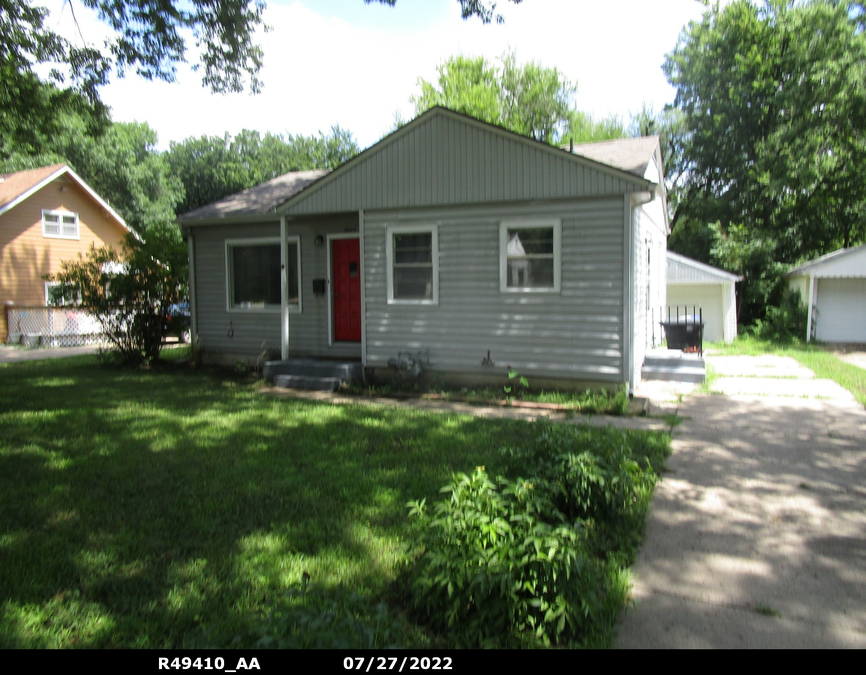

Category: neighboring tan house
[179, 107, 669, 393]
[788, 243, 866, 344]
[666, 251, 741, 344]
[0, 164, 132, 341]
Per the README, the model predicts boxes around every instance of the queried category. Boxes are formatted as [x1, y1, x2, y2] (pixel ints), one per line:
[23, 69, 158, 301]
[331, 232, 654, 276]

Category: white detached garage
[666, 252, 740, 344]
[788, 244, 866, 344]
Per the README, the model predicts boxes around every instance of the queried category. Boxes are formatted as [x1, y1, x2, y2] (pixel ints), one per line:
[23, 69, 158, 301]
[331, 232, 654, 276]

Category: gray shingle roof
[567, 136, 661, 179]
[178, 169, 328, 221]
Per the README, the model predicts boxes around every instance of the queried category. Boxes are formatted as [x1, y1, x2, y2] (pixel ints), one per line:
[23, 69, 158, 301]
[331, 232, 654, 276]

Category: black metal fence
[655, 305, 704, 355]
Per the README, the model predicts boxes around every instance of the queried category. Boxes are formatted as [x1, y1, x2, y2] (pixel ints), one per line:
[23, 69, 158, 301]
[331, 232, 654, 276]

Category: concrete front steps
[641, 349, 706, 384]
[263, 359, 364, 392]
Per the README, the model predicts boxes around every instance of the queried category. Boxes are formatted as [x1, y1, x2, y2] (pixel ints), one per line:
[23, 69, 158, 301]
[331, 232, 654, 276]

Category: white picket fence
[5, 306, 106, 348]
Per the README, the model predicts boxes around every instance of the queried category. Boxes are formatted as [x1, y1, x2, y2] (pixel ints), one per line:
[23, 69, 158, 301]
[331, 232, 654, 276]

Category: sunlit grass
[0, 356, 667, 648]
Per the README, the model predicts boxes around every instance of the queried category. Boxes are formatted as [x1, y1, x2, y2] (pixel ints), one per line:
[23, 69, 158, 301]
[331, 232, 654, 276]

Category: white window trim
[386, 223, 439, 305]
[44, 281, 81, 306]
[499, 218, 562, 293]
[42, 209, 80, 240]
[225, 237, 302, 314]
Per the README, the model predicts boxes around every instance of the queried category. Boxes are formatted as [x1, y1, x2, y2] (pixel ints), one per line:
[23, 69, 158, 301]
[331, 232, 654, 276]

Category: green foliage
[406, 424, 669, 647]
[167, 127, 360, 214]
[407, 467, 601, 648]
[502, 424, 664, 523]
[50, 225, 188, 364]
[413, 50, 577, 144]
[666, 0, 866, 326]
[748, 290, 809, 344]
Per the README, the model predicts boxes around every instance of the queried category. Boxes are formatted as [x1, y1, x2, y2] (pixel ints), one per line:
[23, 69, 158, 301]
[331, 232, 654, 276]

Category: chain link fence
[5, 306, 107, 348]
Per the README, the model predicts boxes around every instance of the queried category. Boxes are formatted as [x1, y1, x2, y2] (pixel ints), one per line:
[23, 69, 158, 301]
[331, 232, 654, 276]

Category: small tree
[51, 224, 188, 364]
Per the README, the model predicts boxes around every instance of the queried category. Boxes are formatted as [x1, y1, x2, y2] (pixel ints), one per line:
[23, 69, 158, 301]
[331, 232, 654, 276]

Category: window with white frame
[42, 210, 79, 239]
[386, 225, 438, 304]
[226, 237, 301, 311]
[499, 219, 561, 292]
[44, 281, 81, 306]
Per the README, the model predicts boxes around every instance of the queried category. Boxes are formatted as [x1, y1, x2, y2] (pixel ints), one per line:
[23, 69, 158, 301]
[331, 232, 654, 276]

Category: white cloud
[39, 0, 706, 149]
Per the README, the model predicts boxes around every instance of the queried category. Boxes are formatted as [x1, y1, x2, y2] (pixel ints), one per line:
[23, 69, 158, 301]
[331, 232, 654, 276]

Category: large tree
[167, 127, 360, 215]
[413, 50, 624, 145]
[665, 0, 866, 323]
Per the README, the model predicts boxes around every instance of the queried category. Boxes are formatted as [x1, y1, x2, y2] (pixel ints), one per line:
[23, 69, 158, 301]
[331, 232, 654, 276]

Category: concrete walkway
[616, 354, 866, 648]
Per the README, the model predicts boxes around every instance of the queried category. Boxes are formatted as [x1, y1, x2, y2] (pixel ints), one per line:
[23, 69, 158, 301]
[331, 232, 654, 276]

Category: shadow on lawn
[0, 358, 537, 648]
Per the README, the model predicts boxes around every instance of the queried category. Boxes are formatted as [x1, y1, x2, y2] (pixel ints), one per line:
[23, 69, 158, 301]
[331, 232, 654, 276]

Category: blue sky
[42, 0, 707, 149]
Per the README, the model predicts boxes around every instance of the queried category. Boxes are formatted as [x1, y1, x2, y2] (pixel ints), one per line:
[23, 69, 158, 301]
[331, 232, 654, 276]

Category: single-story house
[787, 243, 866, 343]
[179, 107, 669, 392]
[0, 164, 132, 341]
[666, 251, 740, 344]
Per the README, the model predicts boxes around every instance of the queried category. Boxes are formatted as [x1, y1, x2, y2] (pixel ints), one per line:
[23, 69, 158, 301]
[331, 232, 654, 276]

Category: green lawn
[706, 336, 866, 406]
[0, 356, 668, 648]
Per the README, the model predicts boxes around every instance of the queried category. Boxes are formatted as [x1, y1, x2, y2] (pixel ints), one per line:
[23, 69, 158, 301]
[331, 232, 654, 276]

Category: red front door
[332, 238, 362, 342]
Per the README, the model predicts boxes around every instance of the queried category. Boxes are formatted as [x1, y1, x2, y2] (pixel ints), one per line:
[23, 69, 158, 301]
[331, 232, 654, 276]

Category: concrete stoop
[641, 349, 706, 384]
[263, 359, 363, 391]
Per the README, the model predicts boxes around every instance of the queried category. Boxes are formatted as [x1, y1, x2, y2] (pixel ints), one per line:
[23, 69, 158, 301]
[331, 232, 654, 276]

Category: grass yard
[0, 355, 668, 649]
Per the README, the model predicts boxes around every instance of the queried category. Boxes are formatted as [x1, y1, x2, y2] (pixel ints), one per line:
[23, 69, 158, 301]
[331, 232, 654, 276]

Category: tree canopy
[166, 127, 360, 215]
[413, 51, 626, 145]
[665, 0, 866, 323]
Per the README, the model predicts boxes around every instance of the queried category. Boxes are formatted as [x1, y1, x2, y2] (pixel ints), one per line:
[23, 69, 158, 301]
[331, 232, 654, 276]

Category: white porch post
[280, 217, 289, 360]
[806, 273, 815, 343]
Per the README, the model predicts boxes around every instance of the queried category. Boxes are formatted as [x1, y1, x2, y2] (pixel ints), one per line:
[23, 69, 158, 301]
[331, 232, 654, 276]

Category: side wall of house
[363, 197, 627, 385]
[190, 216, 362, 364]
[0, 177, 127, 340]
[632, 199, 668, 383]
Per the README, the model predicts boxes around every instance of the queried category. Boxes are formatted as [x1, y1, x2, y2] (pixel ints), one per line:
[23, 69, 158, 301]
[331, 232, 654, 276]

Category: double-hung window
[226, 237, 301, 312]
[386, 225, 438, 304]
[499, 219, 561, 293]
[42, 210, 79, 239]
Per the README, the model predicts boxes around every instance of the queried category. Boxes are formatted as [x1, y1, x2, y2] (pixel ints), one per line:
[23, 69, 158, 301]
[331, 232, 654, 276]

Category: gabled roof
[277, 107, 654, 217]
[569, 136, 662, 181]
[787, 243, 866, 278]
[667, 251, 741, 284]
[178, 169, 328, 221]
[0, 164, 131, 233]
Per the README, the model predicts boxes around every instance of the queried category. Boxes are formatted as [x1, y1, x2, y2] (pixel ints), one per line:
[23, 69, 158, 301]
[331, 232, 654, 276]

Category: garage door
[816, 278, 866, 343]
[666, 284, 724, 343]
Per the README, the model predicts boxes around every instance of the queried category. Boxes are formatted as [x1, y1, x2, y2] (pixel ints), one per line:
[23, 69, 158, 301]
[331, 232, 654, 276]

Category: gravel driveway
[617, 354, 866, 648]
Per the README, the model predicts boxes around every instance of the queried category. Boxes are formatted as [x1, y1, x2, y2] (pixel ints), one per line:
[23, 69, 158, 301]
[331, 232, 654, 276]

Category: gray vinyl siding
[364, 198, 626, 382]
[667, 257, 739, 284]
[284, 114, 646, 216]
[191, 217, 362, 362]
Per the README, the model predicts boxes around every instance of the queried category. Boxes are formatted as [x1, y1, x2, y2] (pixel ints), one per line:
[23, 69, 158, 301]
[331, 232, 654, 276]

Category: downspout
[185, 228, 198, 344]
[627, 190, 655, 395]
[280, 217, 289, 360]
[806, 273, 815, 343]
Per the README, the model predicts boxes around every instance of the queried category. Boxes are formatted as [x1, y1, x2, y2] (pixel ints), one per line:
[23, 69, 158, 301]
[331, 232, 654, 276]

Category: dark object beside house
[660, 316, 703, 353]
[162, 302, 191, 343]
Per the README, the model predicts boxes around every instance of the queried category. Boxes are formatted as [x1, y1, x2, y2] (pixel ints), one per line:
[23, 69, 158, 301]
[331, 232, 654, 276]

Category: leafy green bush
[406, 467, 602, 647]
[749, 289, 809, 343]
[502, 424, 662, 523]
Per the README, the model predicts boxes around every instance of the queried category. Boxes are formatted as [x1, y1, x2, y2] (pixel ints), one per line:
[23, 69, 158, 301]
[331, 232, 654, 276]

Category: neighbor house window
[42, 210, 79, 239]
[499, 219, 561, 293]
[226, 237, 301, 312]
[386, 224, 438, 304]
[44, 281, 81, 306]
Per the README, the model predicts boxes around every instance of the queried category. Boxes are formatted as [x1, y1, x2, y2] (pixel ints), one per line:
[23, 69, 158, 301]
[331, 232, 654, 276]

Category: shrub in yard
[748, 289, 809, 343]
[406, 467, 603, 648]
[50, 224, 188, 364]
[502, 424, 663, 524]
